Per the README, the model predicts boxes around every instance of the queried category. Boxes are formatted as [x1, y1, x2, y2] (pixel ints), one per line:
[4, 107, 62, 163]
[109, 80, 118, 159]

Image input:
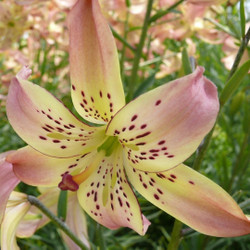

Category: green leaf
[181, 48, 193, 75]
[219, 59, 250, 107]
[133, 73, 156, 98]
[243, 94, 250, 133]
[57, 190, 68, 221]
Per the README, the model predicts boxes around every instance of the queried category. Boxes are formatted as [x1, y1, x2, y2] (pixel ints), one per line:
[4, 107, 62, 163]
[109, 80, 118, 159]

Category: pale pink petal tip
[16, 66, 32, 80]
[142, 215, 151, 235]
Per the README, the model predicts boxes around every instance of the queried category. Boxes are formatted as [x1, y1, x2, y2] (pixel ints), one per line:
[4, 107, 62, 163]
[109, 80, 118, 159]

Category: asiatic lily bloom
[6, 0, 250, 237]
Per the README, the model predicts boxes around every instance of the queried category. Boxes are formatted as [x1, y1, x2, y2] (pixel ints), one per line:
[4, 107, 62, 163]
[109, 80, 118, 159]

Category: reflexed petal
[107, 67, 219, 172]
[7, 77, 106, 158]
[0, 152, 20, 224]
[62, 193, 90, 250]
[1, 192, 30, 250]
[6, 146, 95, 187]
[68, 0, 125, 124]
[125, 163, 250, 237]
[77, 148, 150, 235]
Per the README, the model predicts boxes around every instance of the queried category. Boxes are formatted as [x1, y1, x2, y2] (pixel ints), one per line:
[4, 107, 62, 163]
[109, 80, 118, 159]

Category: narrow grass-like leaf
[219, 60, 250, 107]
[133, 73, 156, 98]
[111, 27, 136, 52]
[182, 48, 192, 75]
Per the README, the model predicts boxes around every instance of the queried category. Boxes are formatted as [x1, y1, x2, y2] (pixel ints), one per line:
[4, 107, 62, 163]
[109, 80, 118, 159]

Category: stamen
[72, 151, 105, 185]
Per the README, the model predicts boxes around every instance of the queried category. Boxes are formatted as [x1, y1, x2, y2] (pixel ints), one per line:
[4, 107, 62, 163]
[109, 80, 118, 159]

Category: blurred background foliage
[0, 0, 249, 249]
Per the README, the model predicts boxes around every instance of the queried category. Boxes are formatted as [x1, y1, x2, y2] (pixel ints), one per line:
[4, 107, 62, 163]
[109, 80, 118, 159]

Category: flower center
[58, 136, 120, 191]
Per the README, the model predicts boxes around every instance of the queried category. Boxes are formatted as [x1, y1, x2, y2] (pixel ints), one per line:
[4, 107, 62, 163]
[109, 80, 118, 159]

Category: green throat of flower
[97, 136, 120, 157]
[58, 136, 120, 192]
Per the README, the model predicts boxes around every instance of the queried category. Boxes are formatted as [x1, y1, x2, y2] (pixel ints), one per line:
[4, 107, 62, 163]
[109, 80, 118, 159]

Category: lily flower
[6, 0, 250, 237]
[1, 191, 30, 250]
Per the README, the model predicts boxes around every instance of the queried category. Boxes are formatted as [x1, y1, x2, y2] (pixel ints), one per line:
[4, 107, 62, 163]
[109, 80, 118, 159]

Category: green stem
[192, 126, 215, 171]
[227, 27, 250, 79]
[191, 27, 250, 172]
[167, 220, 183, 250]
[127, 0, 154, 102]
[27, 195, 88, 250]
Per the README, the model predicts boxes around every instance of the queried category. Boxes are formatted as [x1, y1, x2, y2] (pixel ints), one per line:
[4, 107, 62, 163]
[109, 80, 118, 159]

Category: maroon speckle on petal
[107, 93, 111, 99]
[189, 181, 195, 185]
[140, 124, 147, 129]
[154, 194, 160, 200]
[129, 125, 135, 131]
[39, 136, 47, 140]
[158, 140, 165, 145]
[53, 140, 61, 143]
[136, 131, 151, 139]
[72, 85, 76, 90]
[131, 115, 138, 122]
[118, 197, 123, 207]
[168, 155, 174, 158]
[170, 174, 177, 179]
[61, 145, 67, 149]
[81, 91, 85, 97]
[94, 192, 98, 202]
[155, 100, 161, 106]
[157, 188, 163, 194]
